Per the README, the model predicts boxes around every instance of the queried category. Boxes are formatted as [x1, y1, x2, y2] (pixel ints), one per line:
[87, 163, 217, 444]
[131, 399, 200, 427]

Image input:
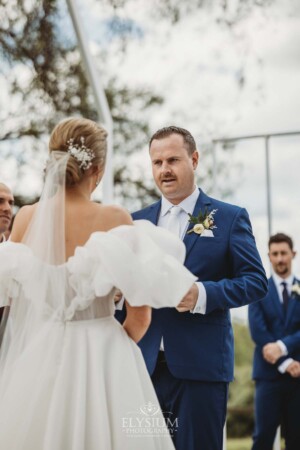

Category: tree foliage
[103, 0, 275, 25]
[0, 0, 276, 208]
[0, 0, 163, 207]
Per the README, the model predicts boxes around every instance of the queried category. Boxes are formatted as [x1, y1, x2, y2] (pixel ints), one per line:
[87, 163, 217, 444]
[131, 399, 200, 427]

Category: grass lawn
[227, 437, 284, 450]
[227, 437, 252, 450]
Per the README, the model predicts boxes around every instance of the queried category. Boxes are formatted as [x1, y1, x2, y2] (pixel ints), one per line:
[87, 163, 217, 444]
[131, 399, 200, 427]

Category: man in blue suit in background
[121, 126, 267, 450]
[0, 183, 14, 326]
[249, 233, 300, 450]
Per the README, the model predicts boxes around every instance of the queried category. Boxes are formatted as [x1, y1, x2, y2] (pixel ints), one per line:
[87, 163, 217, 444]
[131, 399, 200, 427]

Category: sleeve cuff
[114, 296, 125, 310]
[278, 358, 294, 374]
[190, 282, 207, 314]
[276, 340, 288, 356]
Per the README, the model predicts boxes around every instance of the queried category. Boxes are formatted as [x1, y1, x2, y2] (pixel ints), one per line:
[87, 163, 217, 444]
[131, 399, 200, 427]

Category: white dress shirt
[272, 272, 295, 373]
[158, 187, 207, 351]
[158, 187, 207, 315]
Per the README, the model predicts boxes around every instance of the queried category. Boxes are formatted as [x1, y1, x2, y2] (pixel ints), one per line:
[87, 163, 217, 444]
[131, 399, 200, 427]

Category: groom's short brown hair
[149, 126, 197, 156]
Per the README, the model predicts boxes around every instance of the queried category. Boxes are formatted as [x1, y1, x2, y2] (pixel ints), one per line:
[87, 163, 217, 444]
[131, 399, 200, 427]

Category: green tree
[0, 0, 276, 208]
[0, 0, 163, 208]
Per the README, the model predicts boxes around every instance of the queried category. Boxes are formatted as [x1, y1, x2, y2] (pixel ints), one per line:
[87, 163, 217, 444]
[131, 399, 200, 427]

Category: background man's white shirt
[272, 272, 295, 373]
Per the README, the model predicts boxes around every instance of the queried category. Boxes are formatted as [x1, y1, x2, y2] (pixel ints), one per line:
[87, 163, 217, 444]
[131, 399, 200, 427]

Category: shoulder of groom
[207, 195, 243, 215]
[131, 200, 161, 219]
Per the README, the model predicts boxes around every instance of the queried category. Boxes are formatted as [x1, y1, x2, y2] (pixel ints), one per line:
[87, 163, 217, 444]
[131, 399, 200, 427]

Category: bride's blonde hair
[49, 117, 107, 187]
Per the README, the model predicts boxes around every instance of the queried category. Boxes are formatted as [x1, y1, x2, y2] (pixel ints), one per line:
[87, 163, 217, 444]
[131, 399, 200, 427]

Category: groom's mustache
[161, 174, 177, 181]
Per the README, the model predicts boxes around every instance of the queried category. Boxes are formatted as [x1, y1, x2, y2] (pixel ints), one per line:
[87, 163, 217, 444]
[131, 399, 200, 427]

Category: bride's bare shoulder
[10, 203, 38, 242]
[93, 204, 133, 230]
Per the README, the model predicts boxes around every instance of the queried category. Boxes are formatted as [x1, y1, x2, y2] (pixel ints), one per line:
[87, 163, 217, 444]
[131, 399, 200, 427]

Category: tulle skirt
[0, 317, 175, 450]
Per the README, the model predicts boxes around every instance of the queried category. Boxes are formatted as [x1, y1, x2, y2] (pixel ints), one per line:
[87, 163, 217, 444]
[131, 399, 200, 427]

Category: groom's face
[149, 133, 198, 204]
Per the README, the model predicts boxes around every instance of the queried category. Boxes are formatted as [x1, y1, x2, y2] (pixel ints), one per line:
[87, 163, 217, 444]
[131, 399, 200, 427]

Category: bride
[0, 117, 196, 450]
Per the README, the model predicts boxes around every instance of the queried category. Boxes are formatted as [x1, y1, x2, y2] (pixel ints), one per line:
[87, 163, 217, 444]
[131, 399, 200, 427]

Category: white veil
[0, 151, 70, 382]
[23, 150, 68, 264]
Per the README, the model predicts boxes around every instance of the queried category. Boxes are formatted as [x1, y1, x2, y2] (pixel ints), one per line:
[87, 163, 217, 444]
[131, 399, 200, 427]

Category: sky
[1, 0, 299, 321]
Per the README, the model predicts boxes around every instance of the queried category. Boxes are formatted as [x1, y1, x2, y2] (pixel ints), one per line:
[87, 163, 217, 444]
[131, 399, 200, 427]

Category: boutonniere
[187, 208, 218, 235]
[291, 282, 300, 297]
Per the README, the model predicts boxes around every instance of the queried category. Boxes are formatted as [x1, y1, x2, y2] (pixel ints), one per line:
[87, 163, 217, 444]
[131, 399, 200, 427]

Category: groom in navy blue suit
[249, 233, 300, 450]
[117, 126, 267, 450]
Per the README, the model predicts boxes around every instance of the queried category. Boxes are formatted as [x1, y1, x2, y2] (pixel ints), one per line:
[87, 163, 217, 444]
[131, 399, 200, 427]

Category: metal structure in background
[212, 131, 300, 237]
[66, 0, 114, 202]
[214, 131, 300, 450]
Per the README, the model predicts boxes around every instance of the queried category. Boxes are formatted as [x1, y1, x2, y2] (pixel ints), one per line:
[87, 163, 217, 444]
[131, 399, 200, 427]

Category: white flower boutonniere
[291, 282, 300, 297]
[187, 208, 218, 235]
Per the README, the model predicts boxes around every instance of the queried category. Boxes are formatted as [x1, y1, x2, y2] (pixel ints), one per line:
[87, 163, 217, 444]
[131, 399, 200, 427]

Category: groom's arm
[201, 208, 268, 314]
[248, 299, 275, 347]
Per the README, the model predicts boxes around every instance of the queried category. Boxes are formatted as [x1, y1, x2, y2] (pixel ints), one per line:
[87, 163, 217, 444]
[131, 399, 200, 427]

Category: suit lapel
[269, 277, 285, 322]
[144, 200, 161, 225]
[183, 190, 212, 259]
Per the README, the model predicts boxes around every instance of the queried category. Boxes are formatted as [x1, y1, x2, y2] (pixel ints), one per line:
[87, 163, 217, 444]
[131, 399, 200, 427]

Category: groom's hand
[176, 284, 199, 312]
[286, 361, 300, 378]
[262, 342, 283, 364]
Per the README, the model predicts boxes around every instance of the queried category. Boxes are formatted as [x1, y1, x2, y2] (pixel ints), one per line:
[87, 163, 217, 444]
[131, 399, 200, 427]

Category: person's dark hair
[268, 233, 294, 251]
[149, 126, 197, 156]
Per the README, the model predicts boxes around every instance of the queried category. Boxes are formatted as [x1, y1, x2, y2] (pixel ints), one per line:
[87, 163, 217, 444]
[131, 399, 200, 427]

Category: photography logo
[121, 401, 178, 438]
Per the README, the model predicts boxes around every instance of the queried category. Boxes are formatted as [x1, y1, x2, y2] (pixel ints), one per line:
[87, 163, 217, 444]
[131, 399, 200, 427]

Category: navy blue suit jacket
[130, 190, 267, 382]
[249, 276, 300, 380]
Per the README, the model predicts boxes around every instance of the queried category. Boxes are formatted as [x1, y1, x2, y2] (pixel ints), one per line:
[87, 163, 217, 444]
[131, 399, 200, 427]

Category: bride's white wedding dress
[0, 220, 195, 450]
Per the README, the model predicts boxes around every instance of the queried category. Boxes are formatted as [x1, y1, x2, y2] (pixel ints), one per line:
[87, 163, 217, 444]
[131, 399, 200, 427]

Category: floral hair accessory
[187, 208, 217, 235]
[67, 137, 95, 170]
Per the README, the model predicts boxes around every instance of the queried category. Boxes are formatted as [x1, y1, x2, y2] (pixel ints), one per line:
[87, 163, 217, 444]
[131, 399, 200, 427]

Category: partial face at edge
[149, 134, 199, 204]
[0, 184, 14, 234]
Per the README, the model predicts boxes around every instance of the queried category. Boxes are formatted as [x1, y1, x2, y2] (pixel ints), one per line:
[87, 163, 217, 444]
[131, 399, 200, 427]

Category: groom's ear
[192, 151, 199, 170]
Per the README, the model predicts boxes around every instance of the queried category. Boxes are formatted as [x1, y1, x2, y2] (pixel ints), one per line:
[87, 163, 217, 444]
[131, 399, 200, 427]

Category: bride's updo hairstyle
[49, 117, 107, 187]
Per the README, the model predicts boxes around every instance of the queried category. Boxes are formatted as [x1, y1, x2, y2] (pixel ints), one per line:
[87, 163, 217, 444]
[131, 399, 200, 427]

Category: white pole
[265, 136, 272, 237]
[66, 0, 114, 203]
